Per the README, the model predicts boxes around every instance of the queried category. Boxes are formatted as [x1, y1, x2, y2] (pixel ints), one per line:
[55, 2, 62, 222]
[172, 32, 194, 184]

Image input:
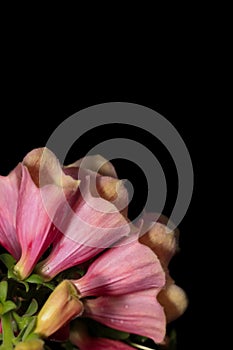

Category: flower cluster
[0, 148, 188, 349]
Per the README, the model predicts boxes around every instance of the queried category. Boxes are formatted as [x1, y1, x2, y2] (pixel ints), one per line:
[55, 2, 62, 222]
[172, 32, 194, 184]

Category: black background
[1, 29, 205, 349]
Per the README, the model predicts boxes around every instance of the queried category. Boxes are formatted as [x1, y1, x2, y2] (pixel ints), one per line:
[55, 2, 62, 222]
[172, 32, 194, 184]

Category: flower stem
[0, 312, 14, 349]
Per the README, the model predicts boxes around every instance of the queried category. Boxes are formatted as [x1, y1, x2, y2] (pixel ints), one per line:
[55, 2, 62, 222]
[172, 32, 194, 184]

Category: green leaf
[24, 299, 38, 317]
[0, 254, 16, 269]
[0, 281, 8, 302]
[0, 300, 17, 315]
[26, 274, 44, 284]
[42, 281, 55, 290]
[7, 269, 29, 292]
[22, 317, 37, 341]
[13, 313, 32, 332]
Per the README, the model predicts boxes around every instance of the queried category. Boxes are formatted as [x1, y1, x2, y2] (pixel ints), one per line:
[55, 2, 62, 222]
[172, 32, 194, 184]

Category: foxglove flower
[0, 147, 188, 349]
[71, 239, 166, 343]
[0, 148, 80, 279]
[14, 166, 76, 280]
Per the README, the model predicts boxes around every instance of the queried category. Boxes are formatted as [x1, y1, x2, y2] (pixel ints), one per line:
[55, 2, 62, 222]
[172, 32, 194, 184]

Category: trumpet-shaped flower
[14, 166, 75, 279]
[70, 239, 166, 343]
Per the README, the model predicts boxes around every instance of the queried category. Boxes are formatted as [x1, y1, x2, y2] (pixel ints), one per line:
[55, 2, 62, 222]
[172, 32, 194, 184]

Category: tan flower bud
[158, 284, 188, 323]
[15, 339, 44, 350]
[34, 280, 84, 338]
[140, 221, 179, 268]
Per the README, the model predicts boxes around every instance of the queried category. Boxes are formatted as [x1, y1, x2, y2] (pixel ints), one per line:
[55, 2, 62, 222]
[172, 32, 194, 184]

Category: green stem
[1, 312, 14, 349]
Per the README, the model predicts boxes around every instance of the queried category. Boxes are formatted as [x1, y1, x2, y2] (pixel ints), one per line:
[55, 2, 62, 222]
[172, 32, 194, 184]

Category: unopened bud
[34, 280, 84, 338]
[158, 284, 188, 322]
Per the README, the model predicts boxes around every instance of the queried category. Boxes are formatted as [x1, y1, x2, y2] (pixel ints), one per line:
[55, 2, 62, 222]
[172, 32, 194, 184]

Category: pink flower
[70, 239, 166, 343]
[0, 148, 79, 279]
[1, 147, 130, 280]
[14, 165, 73, 279]
[0, 147, 188, 348]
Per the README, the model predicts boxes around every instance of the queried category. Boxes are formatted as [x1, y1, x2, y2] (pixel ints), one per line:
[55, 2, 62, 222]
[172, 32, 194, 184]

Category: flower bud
[15, 339, 44, 350]
[34, 280, 84, 338]
[158, 284, 188, 322]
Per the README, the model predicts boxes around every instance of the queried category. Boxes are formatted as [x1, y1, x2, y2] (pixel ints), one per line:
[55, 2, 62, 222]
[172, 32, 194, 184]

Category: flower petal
[73, 240, 165, 297]
[14, 166, 69, 279]
[37, 176, 130, 280]
[140, 213, 179, 268]
[0, 164, 22, 259]
[23, 147, 80, 193]
[70, 319, 134, 350]
[72, 336, 133, 350]
[64, 166, 129, 215]
[65, 154, 118, 178]
[84, 290, 166, 344]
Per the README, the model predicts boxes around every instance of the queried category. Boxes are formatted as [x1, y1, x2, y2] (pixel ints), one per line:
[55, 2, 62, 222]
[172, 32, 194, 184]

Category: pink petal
[37, 176, 130, 280]
[73, 240, 165, 297]
[70, 320, 134, 350]
[0, 164, 22, 259]
[73, 337, 134, 350]
[14, 166, 69, 279]
[83, 290, 166, 344]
